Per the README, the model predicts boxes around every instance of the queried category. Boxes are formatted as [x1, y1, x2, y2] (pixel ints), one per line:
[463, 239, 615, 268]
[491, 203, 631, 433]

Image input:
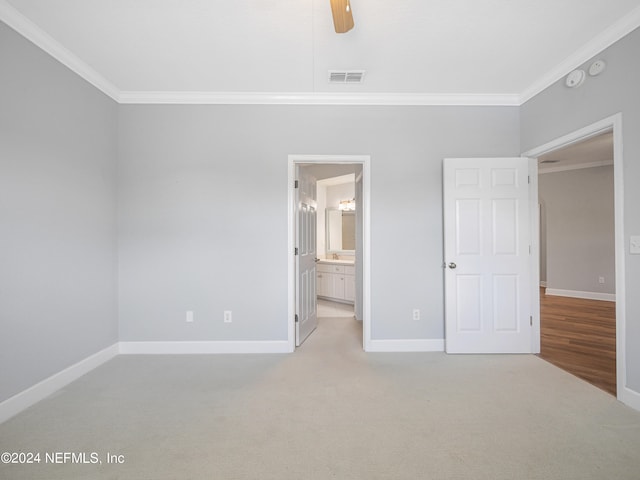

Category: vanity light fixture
[339, 198, 356, 211]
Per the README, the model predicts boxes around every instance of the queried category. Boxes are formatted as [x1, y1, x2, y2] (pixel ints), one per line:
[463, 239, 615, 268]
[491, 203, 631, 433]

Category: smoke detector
[565, 69, 586, 88]
[589, 59, 606, 76]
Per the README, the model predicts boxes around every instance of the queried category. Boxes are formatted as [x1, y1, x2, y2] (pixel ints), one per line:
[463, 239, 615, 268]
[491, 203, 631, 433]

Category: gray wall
[13, 9, 637, 404]
[521, 27, 640, 390]
[117, 105, 519, 342]
[539, 166, 615, 294]
[0, 24, 119, 402]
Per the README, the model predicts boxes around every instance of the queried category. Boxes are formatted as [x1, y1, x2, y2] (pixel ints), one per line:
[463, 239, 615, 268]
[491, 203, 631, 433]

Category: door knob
[448, 262, 457, 269]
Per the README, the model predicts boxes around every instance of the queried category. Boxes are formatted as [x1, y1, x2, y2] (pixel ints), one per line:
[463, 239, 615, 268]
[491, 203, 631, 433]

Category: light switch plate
[630, 236, 640, 254]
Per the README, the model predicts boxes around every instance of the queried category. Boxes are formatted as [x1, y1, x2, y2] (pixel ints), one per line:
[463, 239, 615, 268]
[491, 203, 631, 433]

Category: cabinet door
[332, 274, 345, 300]
[317, 271, 331, 297]
[344, 275, 355, 302]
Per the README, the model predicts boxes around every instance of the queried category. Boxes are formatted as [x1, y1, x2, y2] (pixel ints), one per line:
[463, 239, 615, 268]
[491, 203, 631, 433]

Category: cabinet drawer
[317, 264, 345, 273]
[344, 266, 355, 275]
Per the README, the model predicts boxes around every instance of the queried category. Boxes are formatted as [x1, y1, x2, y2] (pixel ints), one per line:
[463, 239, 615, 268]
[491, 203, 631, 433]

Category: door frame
[287, 154, 371, 352]
[522, 113, 626, 402]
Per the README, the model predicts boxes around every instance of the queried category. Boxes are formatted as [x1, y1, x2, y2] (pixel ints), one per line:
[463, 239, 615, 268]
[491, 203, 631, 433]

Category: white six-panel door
[295, 167, 318, 346]
[443, 158, 532, 353]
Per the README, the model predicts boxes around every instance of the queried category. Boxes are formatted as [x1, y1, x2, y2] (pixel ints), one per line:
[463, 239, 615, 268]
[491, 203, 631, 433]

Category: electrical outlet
[186, 310, 194, 323]
[224, 310, 232, 323]
[412, 309, 420, 321]
[598, 276, 605, 284]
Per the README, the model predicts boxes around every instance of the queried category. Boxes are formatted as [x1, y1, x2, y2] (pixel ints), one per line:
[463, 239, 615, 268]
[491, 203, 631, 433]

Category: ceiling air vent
[328, 70, 365, 84]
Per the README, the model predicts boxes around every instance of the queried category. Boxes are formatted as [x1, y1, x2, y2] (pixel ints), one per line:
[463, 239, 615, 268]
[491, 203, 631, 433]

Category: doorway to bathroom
[316, 172, 358, 340]
[287, 155, 371, 352]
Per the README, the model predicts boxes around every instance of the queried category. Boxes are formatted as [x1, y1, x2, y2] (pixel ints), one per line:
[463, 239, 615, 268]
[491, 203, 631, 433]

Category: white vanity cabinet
[317, 262, 355, 304]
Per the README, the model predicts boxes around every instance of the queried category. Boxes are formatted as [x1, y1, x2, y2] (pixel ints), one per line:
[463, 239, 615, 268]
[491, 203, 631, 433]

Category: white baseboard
[545, 288, 616, 302]
[119, 340, 291, 354]
[621, 386, 640, 412]
[367, 339, 445, 353]
[540, 281, 548, 287]
[0, 343, 119, 424]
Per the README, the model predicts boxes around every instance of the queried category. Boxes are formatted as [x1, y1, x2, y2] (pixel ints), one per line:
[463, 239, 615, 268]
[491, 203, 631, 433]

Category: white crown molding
[538, 159, 614, 174]
[3, 0, 640, 106]
[519, 4, 640, 104]
[0, 0, 120, 102]
[118, 91, 520, 106]
[0, 5, 518, 107]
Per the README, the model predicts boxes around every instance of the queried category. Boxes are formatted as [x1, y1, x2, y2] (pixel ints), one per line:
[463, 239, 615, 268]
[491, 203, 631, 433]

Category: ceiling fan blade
[329, 0, 354, 34]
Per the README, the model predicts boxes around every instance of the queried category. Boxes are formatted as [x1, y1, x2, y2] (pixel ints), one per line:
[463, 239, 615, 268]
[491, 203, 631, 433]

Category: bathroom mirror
[326, 208, 355, 253]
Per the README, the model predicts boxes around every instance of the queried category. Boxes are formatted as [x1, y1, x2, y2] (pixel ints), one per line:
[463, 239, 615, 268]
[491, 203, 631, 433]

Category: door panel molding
[295, 170, 318, 346]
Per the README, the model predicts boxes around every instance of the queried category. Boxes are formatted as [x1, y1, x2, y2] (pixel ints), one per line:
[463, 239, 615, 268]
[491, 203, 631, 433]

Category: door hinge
[295, 314, 299, 323]
[529, 245, 531, 255]
[528, 175, 530, 184]
[530, 315, 533, 326]
[294, 180, 299, 189]
[294, 247, 299, 255]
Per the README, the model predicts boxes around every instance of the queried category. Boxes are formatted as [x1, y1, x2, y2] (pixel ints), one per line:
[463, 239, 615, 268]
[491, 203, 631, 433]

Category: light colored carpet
[1, 315, 640, 480]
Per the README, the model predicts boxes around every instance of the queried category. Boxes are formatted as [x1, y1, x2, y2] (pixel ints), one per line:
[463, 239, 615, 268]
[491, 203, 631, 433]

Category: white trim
[621, 387, 640, 412]
[529, 158, 541, 354]
[0, 0, 120, 102]
[3, 0, 640, 107]
[118, 91, 520, 106]
[545, 288, 616, 302]
[0, 343, 119, 424]
[522, 113, 627, 406]
[523, 119, 617, 159]
[539, 159, 614, 174]
[519, 5, 640, 104]
[288, 155, 371, 352]
[540, 281, 548, 288]
[368, 339, 445, 353]
[119, 341, 290, 354]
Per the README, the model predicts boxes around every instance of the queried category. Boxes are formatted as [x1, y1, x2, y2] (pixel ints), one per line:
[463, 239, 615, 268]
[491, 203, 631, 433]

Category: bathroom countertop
[317, 259, 355, 266]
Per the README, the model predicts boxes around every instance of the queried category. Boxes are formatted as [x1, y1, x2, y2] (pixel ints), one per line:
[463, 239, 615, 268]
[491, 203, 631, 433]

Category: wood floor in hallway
[539, 288, 616, 396]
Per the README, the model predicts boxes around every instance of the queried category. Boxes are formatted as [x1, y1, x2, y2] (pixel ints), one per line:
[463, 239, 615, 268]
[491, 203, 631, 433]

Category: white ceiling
[305, 165, 359, 182]
[538, 131, 613, 173]
[2, 0, 640, 104]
